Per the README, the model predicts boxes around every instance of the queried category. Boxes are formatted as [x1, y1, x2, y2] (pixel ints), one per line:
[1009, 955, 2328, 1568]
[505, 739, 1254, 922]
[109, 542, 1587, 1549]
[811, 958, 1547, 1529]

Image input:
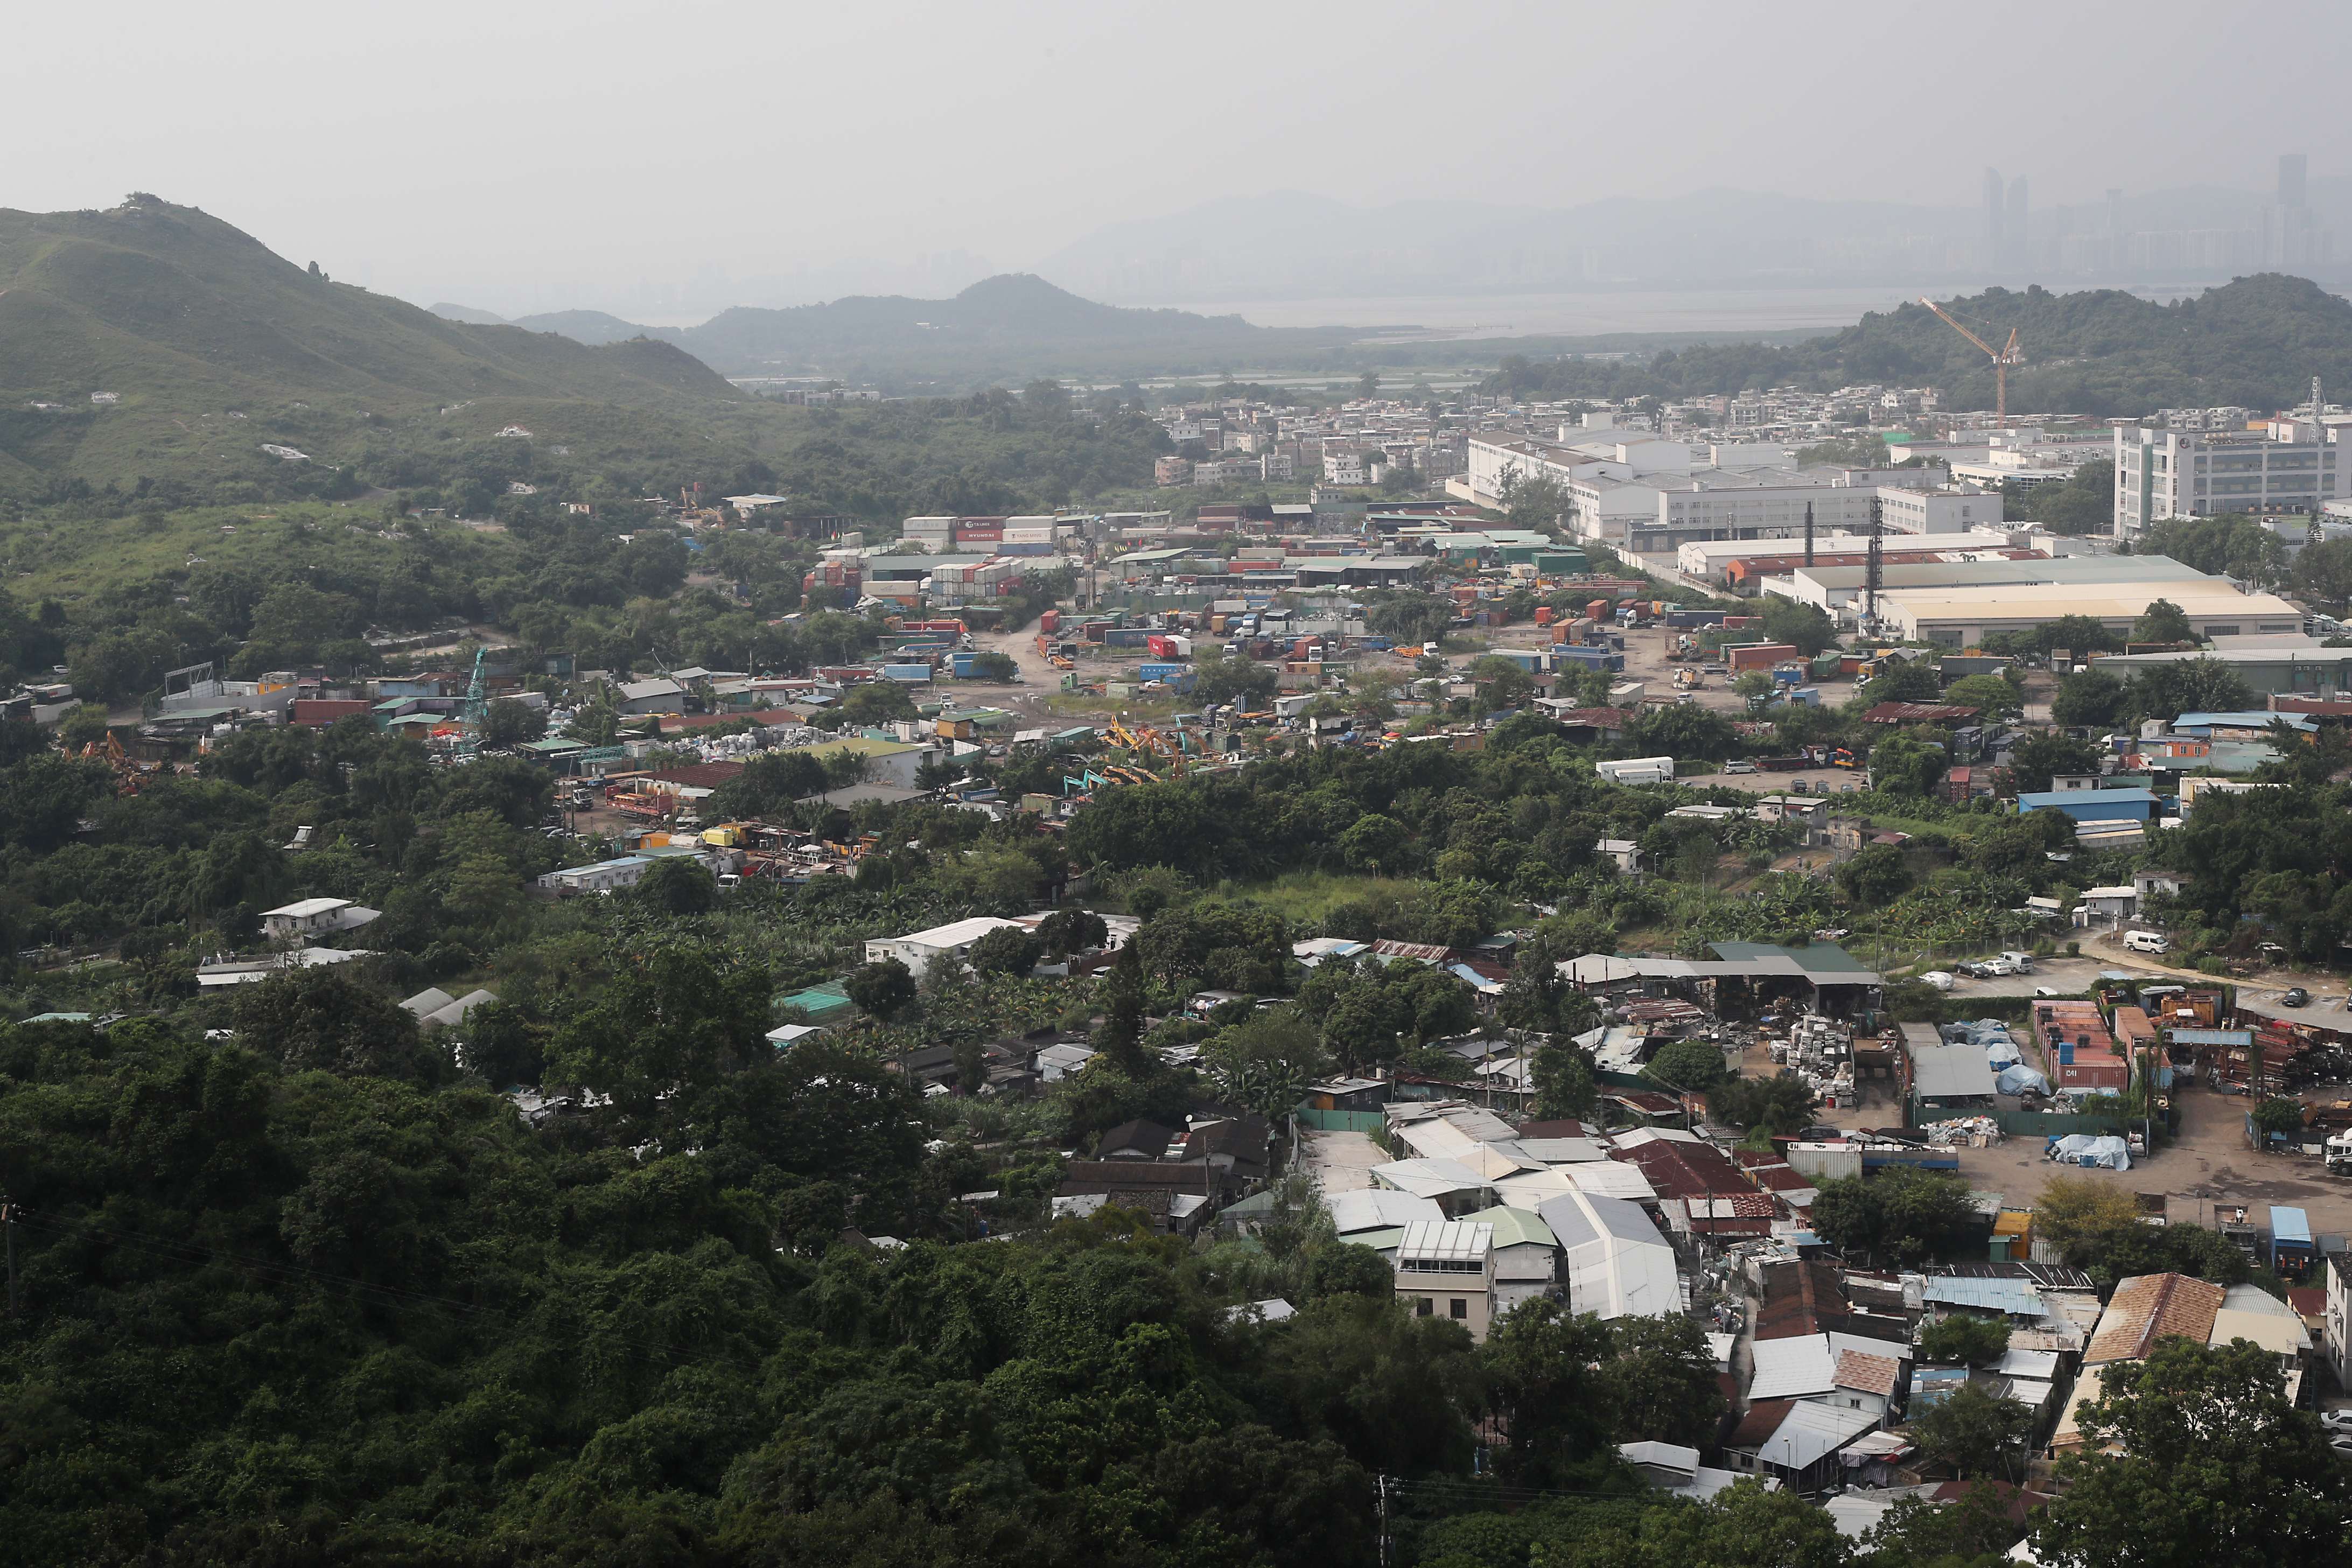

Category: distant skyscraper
[2106, 188, 2125, 271]
[2269, 153, 2320, 268]
[1983, 167, 2006, 269]
[2005, 177, 2030, 270]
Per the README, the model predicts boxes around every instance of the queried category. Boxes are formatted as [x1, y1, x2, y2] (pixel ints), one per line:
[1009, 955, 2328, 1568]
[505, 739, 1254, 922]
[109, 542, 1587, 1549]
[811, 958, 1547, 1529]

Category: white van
[2123, 930, 2169, 955]
[1999, 951, 2036, 974]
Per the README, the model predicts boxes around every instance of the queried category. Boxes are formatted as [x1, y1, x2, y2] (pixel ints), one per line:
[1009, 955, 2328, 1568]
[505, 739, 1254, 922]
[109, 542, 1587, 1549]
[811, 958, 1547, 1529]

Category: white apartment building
[1324, 448, 1371, 486]
[2113, 425, 2341, 538]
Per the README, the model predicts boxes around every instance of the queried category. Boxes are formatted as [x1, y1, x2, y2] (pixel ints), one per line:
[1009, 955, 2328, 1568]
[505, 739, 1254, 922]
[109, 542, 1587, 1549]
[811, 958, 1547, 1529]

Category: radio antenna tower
[1863, 498, 1885, 626]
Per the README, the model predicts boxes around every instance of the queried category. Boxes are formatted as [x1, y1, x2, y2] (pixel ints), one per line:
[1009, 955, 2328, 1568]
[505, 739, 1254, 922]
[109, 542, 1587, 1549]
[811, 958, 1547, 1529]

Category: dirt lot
[1950, 1084, 2352, 1238]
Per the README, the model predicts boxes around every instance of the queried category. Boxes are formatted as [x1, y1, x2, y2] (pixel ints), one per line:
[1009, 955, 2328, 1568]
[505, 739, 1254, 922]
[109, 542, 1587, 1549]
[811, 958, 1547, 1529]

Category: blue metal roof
[1920, 1277, 2041, 1314]
[2168, 1028, 2252, 1046]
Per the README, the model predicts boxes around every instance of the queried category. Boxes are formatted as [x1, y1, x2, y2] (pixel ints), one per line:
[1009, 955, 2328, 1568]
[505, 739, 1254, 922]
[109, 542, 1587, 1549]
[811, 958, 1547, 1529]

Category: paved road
[1299, 1128, 1382, 1194]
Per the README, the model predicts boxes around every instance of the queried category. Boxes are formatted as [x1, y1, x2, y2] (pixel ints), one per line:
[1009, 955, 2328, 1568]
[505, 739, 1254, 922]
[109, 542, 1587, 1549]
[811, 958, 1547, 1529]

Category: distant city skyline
[5, 1, 2348, 320]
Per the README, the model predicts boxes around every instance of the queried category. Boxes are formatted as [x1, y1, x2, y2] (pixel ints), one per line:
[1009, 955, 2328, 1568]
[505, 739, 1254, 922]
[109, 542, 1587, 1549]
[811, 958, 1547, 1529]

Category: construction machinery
[1109, 722, 1189, 776]
[79, 731, 151, 795]
[1919, 296, 2024, 423]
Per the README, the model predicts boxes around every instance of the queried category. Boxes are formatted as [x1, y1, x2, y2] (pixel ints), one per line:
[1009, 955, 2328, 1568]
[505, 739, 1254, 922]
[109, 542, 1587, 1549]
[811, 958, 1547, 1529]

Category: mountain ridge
[0, 197, 741, 488]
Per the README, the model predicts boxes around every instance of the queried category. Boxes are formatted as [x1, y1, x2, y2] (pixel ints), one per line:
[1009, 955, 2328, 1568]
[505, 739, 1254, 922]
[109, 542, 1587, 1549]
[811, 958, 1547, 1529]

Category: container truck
[1595, 755, 1675, 785]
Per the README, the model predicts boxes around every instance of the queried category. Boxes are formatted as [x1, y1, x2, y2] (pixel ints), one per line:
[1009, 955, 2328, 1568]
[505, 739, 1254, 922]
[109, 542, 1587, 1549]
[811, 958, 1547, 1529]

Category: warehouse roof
[1909, 1042, 2000, 1100]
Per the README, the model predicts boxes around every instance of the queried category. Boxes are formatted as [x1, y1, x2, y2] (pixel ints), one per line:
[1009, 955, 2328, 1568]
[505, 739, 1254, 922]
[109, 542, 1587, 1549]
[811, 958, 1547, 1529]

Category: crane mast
[1919, 297, 2022, 424]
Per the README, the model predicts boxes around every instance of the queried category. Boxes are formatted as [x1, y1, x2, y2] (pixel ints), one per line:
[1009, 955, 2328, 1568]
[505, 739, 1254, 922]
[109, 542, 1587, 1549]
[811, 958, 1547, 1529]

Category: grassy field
[1216, 869, 1432, 923]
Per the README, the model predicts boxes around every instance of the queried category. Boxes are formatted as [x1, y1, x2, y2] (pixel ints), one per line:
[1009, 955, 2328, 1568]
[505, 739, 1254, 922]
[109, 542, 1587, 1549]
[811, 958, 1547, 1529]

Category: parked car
[1999, 951, 2036, 974]
[1922, 971, 1957, 992]
[2318, 1409, 2352, 1433]
[1722, 759, 1756, 775]
[2123, 930, 2171, 955]
[2282, 988, 2312, 1008]
[2034, 985, 2066, 998]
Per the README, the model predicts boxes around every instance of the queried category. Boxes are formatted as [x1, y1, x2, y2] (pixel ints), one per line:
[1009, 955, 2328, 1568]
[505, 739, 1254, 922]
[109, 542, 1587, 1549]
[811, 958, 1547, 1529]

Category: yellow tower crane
[1919, 297, 2023, 424]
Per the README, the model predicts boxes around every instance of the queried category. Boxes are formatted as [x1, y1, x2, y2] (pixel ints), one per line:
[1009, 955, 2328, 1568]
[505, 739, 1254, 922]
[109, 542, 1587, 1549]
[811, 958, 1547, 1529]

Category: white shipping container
[1002, 527, 1054, 543]
[1784, 1142, 1863, 1183]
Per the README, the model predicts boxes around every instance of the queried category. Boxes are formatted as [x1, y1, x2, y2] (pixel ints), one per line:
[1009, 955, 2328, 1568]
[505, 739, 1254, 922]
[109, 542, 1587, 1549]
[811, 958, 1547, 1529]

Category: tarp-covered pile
[1996, 1063, 2052, 1096]
[2046, 1133, 2131, 1170]
[1945, 1018, 2022, 1069]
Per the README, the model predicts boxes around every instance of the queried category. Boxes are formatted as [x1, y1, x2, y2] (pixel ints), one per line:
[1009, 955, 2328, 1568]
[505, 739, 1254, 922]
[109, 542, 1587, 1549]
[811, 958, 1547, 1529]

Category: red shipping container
[1727, 642, 1800, 671]
[1147, 635, 1178, 657]
[1588, 599, 1610, 621]
[1040, 610, 1061, 633]
[1535, 606, 1555, 626]
[293, 698, 372, 727]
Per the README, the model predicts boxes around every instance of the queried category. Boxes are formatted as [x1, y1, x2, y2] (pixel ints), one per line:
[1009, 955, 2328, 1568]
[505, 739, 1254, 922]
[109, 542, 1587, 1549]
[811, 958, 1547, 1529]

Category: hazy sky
[8, 0, 2349, 314]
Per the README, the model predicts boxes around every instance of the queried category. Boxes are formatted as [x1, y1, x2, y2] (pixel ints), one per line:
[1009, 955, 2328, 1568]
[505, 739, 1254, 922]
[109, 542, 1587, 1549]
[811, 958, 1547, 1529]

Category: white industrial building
[1765, 555, 2216, 617]
[1674, 529, 2027, 585]
[1873, 485, 2005, 535]
[2113, 424, 2341, 538]
[1875, 582, 2305, 647]
[863, 915, 1030, 978]
[1534, 1188, 1681, 1320]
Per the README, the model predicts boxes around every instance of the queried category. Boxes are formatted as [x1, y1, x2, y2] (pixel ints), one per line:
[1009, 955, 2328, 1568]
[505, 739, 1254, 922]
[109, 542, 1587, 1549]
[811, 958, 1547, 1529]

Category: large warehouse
[1875, 582, 2304, 647]
[1769, 555, 2216, 616]
[2097, 635, 2352, 698]
[1674, 529, 2031, 586]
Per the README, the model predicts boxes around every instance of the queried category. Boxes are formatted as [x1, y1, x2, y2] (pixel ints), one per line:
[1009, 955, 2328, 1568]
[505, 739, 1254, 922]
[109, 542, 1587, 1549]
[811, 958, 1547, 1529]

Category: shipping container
[1664, 608, 1728, 628]
[1784, 687, 1822, 708]
[881, 663, 934, 683]
[1137, 662, 1188, 680]
[1102, 628, 1154, 648]
[1534, 606, 1556, 627]
[997, 541, 1054, 556]
[1040, 610, 1061, 634]
[1146, 635, 1180, 658]
[1727, 642, 1800, 671]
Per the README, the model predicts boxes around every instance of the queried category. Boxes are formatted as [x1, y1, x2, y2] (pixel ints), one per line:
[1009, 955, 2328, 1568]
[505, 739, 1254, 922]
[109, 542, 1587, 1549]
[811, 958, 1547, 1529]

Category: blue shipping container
[995, 541, 1054, 556]
[1137, 662, 1187, 679]
[881, 663, 934, 682]
[1102, 628, 1155, 647]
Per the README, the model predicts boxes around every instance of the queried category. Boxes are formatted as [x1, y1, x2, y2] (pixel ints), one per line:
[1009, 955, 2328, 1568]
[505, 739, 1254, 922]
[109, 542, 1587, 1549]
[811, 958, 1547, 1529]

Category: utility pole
[1376, 1473, 1390, 1568]
[3, 1196, 17, 1317]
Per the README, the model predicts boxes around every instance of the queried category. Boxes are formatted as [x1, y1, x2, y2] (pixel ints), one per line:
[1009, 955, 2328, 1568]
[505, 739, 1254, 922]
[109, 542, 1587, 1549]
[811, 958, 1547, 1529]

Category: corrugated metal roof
[1920, 1277, 2041, 1314]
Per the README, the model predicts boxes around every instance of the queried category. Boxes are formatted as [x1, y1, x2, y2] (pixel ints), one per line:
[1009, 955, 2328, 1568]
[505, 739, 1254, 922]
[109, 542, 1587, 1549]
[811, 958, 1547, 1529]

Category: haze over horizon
[8, 0, 2351, 324]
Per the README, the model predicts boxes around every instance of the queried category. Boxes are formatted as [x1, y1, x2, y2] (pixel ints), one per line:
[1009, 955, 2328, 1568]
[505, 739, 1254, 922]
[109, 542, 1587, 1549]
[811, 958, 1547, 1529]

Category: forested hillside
[1487, 275, 2352, 415]
[0, 200, 1170, 512]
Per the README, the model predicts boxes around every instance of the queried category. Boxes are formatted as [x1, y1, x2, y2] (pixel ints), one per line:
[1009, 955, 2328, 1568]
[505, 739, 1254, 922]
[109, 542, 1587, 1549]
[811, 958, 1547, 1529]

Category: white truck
[1596, 755, 1676, 786]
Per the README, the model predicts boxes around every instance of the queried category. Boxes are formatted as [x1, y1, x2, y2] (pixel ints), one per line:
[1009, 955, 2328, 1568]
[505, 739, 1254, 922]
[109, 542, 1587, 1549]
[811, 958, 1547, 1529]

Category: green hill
[657, 273, 1357, 384]
[1488, 274, 2352, 416]
[0, 195, 741, 493]
[510, 308, 657, 346]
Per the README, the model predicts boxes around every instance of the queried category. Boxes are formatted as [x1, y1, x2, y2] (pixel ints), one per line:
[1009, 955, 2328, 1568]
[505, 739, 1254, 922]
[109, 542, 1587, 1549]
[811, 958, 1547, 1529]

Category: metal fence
[1293, 1107, 1387, 1133]
[1993, 1110, 2134, 1138]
